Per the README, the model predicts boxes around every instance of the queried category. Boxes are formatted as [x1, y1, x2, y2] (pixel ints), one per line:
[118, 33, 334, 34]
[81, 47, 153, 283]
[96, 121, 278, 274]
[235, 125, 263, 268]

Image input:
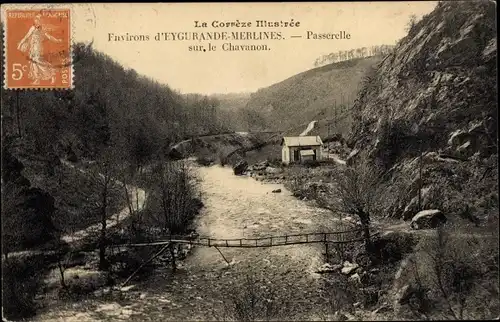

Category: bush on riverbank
[220, 274, 289, 321]
[142, 160, 202, 235]
[397, 224, 500, 320]
[2, 256, 46, 320]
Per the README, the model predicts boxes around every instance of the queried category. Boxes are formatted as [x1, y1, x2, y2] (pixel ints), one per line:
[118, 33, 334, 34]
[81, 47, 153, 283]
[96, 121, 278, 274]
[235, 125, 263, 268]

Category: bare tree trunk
[358, 210, 372, 254]
[58, 260, 67, 288]
[169, 242, 177, 272]
[99, 171, 109, 271]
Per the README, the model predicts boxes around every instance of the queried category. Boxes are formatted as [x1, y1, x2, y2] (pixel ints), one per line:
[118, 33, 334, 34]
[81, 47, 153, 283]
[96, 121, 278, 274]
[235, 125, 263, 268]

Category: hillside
[209, 92, 253, 131]
[210, 92, 252, 112]
[0, 37, 228, 254]
[244, 56, 381, 134]
[348, 0, 497, 223]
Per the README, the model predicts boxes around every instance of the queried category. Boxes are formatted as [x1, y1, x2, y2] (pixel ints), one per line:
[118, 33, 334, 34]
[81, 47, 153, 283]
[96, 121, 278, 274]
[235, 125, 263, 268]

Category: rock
[332, 311, 349, 321]
[233, 160, 248, 176]
[139, 293, 147, 299]
[271, 189, 281, 193]
[252, 161, 269, 171]
[410, 209, 447, 229]
[346, 148, 359, 166]
[394, 284, 412, 305]
[265, 166, 282, 174]
[341, 261, 359, 275]
[349, 273, 362, 284]
[316, 263, 343, 273]
[120, 285, 136, 292]
[168, 146, 184, 160]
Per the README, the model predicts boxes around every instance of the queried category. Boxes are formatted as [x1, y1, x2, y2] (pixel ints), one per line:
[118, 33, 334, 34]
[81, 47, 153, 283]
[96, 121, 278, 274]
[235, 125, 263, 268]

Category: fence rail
[117, 229, 364, 248]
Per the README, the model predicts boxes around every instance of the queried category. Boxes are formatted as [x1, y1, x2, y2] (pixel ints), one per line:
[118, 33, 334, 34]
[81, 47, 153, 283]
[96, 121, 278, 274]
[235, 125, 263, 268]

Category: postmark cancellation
[3, 7, 73, 90]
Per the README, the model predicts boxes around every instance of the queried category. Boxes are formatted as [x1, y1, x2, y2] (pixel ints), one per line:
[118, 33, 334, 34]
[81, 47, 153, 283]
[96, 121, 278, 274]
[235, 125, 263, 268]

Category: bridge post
[169, 243, 177, 272]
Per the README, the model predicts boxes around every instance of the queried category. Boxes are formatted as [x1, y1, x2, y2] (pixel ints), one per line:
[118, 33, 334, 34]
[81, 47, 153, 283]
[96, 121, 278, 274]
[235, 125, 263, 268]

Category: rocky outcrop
[2, 148, 58, 252]
[410, 209, 447, 229]
[349, 1, 496, 166]
[347, 1, 497, 221]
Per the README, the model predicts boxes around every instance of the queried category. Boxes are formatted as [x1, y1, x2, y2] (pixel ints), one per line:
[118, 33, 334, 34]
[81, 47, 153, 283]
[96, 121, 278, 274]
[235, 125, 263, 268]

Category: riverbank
[36, 163, 349, 321]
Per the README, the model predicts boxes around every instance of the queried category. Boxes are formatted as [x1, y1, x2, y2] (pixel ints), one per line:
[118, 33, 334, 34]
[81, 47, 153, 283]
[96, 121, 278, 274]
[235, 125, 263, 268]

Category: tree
[319, 163, 383, 253]
[88, 148, 121, 271]
[406, 14, 418, 33]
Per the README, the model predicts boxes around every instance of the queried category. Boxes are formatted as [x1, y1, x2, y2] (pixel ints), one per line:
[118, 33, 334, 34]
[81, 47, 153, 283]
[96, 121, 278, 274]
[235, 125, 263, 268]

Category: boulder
[233, 160, 248, 176]
[341, 261, 359, 275]
[316, 263, 343, 274]
[271, 189, 281, 193]
[265, 166, 282, 174]
[410, 209, 446, 229]
[168, 146, 184, 160]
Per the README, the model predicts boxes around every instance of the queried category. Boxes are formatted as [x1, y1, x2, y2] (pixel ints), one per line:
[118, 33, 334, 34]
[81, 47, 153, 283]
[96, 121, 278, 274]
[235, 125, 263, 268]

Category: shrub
[221, 274, 288, 321]
[322, 273, 359, 317]
[372, 231, 417, 264]
[2, 256, 46, 320]
[406, 224, 499, 320]
[145, 160, 200, 235]
[322, 162, 384, 254]
[302, 159, 320, 168]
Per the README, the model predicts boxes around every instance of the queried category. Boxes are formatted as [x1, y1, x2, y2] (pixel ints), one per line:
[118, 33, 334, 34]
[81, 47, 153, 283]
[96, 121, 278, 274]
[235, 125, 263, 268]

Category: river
[38, 164, 338, 321]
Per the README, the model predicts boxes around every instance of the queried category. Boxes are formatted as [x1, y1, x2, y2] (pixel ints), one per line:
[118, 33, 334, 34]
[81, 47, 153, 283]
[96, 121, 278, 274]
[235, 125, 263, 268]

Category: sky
[3, 2, 439, 94]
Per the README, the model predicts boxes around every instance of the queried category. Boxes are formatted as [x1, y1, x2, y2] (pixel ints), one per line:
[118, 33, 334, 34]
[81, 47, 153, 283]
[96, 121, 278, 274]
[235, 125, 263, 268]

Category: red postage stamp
[3, 8, 72, 89]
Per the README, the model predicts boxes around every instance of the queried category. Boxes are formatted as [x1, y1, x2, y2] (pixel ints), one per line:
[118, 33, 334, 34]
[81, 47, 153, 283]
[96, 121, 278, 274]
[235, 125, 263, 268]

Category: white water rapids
[38, 164, 339, 321]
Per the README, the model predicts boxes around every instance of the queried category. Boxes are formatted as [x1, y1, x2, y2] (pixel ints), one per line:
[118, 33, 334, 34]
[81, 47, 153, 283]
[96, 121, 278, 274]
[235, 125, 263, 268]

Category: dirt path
[8, 161, 146, 258]
[38, 164, 338, 321]
[300, 120, 318, 136]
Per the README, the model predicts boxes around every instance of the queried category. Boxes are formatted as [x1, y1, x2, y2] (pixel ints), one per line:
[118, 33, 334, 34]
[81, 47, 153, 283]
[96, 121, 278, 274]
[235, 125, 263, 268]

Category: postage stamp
[3, 8, 72, 89]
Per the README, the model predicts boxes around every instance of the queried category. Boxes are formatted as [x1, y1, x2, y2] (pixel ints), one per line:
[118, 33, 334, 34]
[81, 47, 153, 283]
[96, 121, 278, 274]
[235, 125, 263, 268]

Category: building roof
[281, 136, 323, 147]
[300, 149, 316, 156]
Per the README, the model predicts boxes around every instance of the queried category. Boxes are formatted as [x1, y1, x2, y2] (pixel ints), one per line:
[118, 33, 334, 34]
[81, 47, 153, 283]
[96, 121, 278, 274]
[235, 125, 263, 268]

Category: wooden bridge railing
[116, 228, 364, 287]
[117, 228, 364, 249]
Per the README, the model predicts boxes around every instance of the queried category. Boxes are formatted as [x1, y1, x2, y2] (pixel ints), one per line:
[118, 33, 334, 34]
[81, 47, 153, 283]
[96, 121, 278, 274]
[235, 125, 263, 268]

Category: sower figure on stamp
[17, 14, 62, 85]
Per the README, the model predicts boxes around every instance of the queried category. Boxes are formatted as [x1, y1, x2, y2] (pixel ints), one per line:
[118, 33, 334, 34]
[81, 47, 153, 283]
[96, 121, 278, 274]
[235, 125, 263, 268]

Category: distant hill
[209, 92, 253, 131]
[210, 92, 252, 112]
[243, 56, 382, 135]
